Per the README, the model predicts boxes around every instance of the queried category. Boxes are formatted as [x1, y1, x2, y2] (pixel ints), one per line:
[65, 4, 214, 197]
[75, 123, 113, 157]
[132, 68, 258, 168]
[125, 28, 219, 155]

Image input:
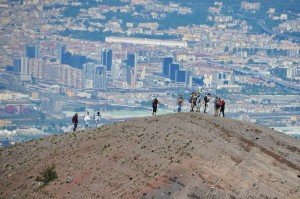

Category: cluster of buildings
[0, 0, 299, 143]
[241, 1, 261, 10]
[9, 44, 84, 88]
[162, 57, 190, 87]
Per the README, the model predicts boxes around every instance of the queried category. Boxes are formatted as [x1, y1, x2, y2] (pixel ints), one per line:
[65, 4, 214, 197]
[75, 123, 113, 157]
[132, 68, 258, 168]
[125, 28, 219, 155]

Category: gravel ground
[0, 112, 299, 199]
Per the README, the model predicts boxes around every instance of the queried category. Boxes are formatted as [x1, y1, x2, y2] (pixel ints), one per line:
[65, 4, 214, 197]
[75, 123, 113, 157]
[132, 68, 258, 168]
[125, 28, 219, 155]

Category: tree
[224, 46, 229, 52]
[247, 58, 255, 64]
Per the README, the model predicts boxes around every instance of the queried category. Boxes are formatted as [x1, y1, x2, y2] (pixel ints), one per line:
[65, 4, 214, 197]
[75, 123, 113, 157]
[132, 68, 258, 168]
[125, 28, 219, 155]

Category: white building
[105, 36, 187, 48]
[286, 66, 297, 79]
[20, 57, 32, 82]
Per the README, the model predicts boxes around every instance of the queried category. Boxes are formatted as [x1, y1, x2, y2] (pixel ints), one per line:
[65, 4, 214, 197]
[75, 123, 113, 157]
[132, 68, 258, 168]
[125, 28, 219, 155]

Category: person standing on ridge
[177, 94, 184, 113]
[84, 111, 91, 128]
[196, 93, 202, 112]
[152, 98, 159, 116]
[214, 96, 220, 116]
[203, 93, 211, 113]
[193, 92, 199, 111]
[189, 92, 194, 112]
[95, 111, 101, 127]
[219, 98, 226, 117]
[189, 92, 198, 112]
[72, 113, 78, 132]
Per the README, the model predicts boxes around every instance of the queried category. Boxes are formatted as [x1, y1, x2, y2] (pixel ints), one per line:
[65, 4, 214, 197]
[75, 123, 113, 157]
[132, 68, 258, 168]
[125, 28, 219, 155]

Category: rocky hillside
[1, 113, 299, 198]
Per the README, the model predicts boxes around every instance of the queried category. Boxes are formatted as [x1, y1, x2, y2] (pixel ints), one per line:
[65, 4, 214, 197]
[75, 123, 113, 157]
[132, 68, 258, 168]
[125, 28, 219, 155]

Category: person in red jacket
[72, 113, 78, 131]
[219, 99, 225, 117]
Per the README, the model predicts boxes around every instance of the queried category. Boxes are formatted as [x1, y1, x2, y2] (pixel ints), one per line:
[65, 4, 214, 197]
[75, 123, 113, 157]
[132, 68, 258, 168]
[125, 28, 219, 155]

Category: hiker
[94, 111, 101, 127]
[72, 113, 78, 131]
[196, 94, 202, 112]
[152, 98, 159, 116]
[219, 98, 225, 117]
[177, 94, 184, 112]
[84, 111, 91, 128]
[203, 93, 211, 113]
[214, 97, 220, 116]
[189, 92, 194, 111]
[189, 92, 198, 112]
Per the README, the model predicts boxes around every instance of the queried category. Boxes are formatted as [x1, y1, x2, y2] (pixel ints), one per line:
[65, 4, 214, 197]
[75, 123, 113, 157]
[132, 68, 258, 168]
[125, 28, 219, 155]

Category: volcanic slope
[0, 113, 300, 199]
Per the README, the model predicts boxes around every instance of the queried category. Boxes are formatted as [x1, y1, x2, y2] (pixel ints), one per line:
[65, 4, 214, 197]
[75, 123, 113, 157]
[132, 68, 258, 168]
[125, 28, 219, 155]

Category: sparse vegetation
[36, 165, 58, 186]
[1, 113, 300, 198]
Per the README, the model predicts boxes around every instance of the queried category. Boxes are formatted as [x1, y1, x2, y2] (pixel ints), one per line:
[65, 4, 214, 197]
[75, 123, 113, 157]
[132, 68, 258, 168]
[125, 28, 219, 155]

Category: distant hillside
[0, 113, 299, 198]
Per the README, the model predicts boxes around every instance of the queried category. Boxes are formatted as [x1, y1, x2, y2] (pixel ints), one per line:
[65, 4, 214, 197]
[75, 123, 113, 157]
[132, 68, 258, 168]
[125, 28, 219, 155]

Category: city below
[0, 0, 299, 146]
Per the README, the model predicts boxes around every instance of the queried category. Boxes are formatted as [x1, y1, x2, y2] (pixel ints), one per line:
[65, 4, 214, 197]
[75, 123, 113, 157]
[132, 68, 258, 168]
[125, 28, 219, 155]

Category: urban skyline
[0, 0, 299, 146]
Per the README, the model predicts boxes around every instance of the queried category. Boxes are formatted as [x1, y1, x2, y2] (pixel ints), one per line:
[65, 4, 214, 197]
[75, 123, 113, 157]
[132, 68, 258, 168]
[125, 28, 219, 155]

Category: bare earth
[0, 113, 300, 199]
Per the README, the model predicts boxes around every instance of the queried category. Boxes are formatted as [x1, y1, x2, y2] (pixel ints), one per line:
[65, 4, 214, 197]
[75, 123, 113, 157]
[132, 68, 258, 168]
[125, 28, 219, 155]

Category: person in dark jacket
[203, 93, 211, 113]
[152, 98, 159, 116]
[219, 99, 225, 117]
[177, 94, 184, 113]
[72, 113, 78, 131]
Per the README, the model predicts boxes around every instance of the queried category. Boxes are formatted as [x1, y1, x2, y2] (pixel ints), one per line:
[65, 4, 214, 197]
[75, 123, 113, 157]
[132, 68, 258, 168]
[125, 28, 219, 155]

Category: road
[205, 60, 300, 91]
[258, 20, 300, 42]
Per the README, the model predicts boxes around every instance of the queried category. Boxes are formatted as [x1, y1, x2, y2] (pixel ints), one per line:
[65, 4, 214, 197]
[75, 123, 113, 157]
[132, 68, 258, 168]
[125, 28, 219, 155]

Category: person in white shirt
[94, 111, 101, 127]
[84, 112, 91, 128]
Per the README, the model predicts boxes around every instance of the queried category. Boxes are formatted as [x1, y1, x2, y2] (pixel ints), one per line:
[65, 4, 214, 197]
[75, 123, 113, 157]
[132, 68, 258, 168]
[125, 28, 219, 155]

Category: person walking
[203, 93, 211, 113]
[196, 94, 201, 112]
[190, 92, 198, 112]
[193, 93, 199, 111]
[72, 113, 78, 132]
[177, 94, 184, 113]
[84, 111, 91, 128]
[219, 98, 225, 117]
[95, 111, 101, 127]
[214, 97, 220, 116]
[152, 98, 159, 116]
[189, 92, 194, 112]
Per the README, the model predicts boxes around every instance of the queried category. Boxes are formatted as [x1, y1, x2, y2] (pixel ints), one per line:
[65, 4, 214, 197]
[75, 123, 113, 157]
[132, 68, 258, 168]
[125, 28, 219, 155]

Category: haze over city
[0, 0, 300, 146]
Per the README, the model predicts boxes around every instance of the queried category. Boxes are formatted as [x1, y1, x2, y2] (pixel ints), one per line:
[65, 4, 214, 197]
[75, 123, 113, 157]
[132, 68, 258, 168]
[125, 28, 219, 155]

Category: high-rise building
[175, 70, 190, 86]
[59, 45, 86, 69]
[169, 63, 180, 80]
[123, 67, 131, 86]
[162, 57, 173, 76]
[111, 62, 120, 81]
[125, 53, 137, 89]
[126, 53, 136, 68]
[20, 57, 31, 82]
[84, 63, 95, 89]
[212, 72, 233, 86]
[83, 62, 107, 89]
[70, 54, 87, 69]
[101, 49, 112, 71]
[94, 66, 107, 90]
[13, 59, 21, 73]
[25, 44, 39, 59]
[59, 64, 84, 89]
[29, 58, 44, 79]
[57, 43, 65, 64]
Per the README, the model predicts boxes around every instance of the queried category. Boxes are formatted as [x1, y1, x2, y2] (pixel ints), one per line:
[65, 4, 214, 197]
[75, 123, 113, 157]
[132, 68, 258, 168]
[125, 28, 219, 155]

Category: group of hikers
[152, 92, 226, 117]
[185, 92, 226, 117]
[72, 111, 101, 131]
[72, 92, 225, 132]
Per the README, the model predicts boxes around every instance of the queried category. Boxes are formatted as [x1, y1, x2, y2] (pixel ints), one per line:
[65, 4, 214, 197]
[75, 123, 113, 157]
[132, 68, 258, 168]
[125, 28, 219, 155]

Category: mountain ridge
[0, 113, 299, 198]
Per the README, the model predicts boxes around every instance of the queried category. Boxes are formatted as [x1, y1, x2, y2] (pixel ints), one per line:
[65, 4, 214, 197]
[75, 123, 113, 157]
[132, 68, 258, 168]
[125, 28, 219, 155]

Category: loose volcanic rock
[0, 113, 299, 198]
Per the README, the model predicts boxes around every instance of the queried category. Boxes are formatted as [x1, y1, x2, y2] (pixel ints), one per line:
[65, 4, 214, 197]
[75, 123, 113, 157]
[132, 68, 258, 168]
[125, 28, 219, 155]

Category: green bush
[36, 165, 58, 185]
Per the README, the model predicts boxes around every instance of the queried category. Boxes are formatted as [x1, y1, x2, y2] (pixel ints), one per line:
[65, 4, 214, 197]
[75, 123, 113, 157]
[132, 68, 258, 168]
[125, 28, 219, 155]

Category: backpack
[188, 96, 192, 103]
[177, 97, 183, 105]
[152, 99, 157, 107]
[72, 115, 77, 123]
